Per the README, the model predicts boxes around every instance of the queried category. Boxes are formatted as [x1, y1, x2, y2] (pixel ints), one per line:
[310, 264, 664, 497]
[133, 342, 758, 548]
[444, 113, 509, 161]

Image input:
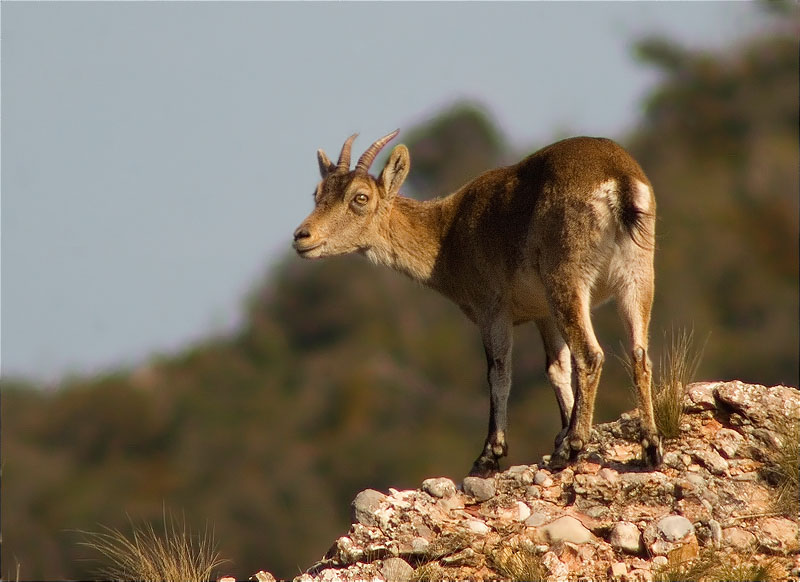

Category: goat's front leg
[469, 315, 513, 477]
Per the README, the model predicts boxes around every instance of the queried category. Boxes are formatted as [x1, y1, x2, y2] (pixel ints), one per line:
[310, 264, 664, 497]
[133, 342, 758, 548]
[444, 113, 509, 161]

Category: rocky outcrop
[253, 382, 800, 581]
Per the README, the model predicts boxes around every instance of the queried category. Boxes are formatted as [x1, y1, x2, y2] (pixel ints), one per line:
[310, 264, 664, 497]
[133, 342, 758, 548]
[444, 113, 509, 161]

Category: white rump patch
[632, 179, 652, 213]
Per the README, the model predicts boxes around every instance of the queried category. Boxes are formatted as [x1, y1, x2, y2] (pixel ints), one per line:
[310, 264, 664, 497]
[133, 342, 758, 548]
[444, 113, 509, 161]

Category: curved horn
[336, 133, 359, 172]
[355, 129, 400, 174]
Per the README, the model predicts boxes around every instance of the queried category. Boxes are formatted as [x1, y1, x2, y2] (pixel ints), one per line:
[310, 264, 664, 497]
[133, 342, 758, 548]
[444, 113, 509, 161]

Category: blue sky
[1, 2, 767, 382]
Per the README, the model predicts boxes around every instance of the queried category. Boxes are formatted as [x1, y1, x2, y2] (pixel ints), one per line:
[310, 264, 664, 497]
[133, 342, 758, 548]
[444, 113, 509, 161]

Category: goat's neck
[366, 195, 450, 285]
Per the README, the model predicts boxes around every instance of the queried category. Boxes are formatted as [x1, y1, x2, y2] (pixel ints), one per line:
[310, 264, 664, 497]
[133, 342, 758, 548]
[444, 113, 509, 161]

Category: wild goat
[293, 130, 662, 476]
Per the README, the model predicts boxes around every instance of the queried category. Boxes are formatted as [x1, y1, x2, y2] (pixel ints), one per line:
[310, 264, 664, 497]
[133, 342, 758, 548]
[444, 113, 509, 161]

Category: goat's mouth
[293, 241, 324, 258]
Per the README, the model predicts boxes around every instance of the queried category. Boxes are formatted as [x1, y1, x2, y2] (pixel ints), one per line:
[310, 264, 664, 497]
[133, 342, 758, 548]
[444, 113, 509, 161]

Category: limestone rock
[534, 469, 554, 487]
[379, 557, 413, 582]
[756, 517, 800, 554]
[722, 526, 755, 551]
[272, 383, 799, 581]
[657, 515, 694, 542]
[610, 521, 643, 554]
[421, 477, 457, 499]
[462, 476, 496, 501]
[609, 561, 628, 578]
[537, 515, 593, 544]
[351, 489, 387, 528]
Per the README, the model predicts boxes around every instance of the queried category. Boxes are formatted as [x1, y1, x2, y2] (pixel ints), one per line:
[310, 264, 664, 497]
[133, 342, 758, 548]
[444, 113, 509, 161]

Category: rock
[273, 382, 800, 582]
[712, 427, 744, 458]
[651, 555, 668, 568]
[351, 489, 387, 528]
[610, 521, 643, 554]
[714, 382, 800, 430]
[318, 569, 346, 582]
[465, 519, 490, 535]
[757, 517, 800, 554]
[406, 536, 429, 555]
[538, 516, 593, 544]
[691, 448, 729, 475]
[515, 501, 531, 522]
[332, 536, 364, 564]
[657, 515, 694, 542]
[251, 572, 277, 582]
[708, 519, 722, 547]
[421, 477, 457, 499]
[597, 467, 619, 483]
[462, 476, 496, 501]
[379, 557, 414, 582]
[685, 382, 717, 411]
[507, 464, 535, 484]
[534, 470, 554, 487]
[524, 512, 549, 527]
[644, 515, 697, 556]
[441, 547, 478, 567]
[610, 562, 628, 578]
[542, 551, 570, 579]
[722, 526, 755, 551]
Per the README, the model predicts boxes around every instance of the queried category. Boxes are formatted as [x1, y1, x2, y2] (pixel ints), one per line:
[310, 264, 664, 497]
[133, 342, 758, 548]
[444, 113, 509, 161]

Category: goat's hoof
[549, 442, 572, 470]
[468, 455, 499, 478]
[642, 435, 663, 466]
[550, 434, 586, 469]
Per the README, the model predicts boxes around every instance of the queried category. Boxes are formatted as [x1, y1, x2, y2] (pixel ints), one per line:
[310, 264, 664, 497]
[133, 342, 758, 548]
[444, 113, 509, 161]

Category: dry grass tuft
[411, 561, 448, 582]
[78, 511, 227, 582]
[486, 544, 546, 582]
[653, 548, 784, 582]
[651, 327, 707, 439]
[766, 416, 800, 516]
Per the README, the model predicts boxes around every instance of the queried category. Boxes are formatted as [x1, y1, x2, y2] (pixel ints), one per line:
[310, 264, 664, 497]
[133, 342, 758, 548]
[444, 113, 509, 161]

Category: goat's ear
[317, 149, 336, 179]
[379, 144, 410, 199]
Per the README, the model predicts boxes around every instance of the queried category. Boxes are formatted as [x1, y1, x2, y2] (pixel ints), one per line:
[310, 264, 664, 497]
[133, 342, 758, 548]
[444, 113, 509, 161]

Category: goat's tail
[616, 175, 656, 251]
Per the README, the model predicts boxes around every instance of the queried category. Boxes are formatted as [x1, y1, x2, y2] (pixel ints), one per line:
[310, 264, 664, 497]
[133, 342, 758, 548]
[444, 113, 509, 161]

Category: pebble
[380, 557, 414, 582]
[609, 562, 628, 578]
[610, 521, 643, 554]
[534, 470, 554, 487]
[421, 477, 457, 499]
[524, 512, 549, 527]
[514, 501, 531, 522]
[708, 519, 722, 547]
[597, 467, 619, 483]
[757, 517, 800, 554]
[722, 526, 756, 550]
[351, 489, 386, 527]
[462, 476, 496, 501]
[712, 427, 744, 458]
[657, 515, 694, 542]
[465, 519, 490, 535]
[539, 515, 593, 544]
[651, 556, 668, 568]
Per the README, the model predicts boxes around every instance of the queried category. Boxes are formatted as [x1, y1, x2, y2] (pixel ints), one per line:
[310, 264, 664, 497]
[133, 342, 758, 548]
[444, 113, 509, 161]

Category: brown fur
[294, 132, 661, 475]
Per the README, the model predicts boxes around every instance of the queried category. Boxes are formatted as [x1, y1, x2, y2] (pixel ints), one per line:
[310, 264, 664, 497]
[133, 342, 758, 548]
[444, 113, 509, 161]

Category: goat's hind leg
[536, 317, 574, 449]
[547, 288, 605, 467]
[617, 271, 662, 465]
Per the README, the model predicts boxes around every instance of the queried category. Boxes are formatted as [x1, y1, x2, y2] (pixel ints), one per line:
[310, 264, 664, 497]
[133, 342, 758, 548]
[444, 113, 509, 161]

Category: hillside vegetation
[2, 14, 797, 581]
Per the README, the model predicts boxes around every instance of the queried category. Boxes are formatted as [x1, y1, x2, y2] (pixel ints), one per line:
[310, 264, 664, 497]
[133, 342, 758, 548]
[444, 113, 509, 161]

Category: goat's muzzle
[292, 225, 321, 257]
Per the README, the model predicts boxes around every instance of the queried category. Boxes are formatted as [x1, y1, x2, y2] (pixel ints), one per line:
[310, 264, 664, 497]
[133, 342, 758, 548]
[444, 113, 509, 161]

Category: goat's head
[293, 130, 410, 259]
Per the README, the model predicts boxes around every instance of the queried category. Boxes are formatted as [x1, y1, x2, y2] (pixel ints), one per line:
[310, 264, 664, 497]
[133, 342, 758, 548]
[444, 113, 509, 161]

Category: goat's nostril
[293, 227, 311, 241]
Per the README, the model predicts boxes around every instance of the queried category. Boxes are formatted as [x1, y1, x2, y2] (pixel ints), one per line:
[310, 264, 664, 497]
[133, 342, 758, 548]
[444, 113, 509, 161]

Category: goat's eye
[354, 193, 369, 205]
